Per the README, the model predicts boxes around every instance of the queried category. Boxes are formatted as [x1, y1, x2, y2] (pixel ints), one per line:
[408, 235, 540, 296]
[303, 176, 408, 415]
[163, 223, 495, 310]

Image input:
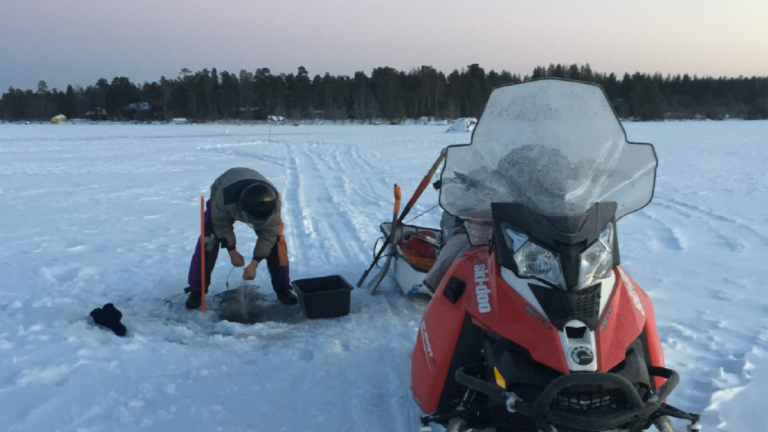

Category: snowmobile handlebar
[455, 366, 687, 432]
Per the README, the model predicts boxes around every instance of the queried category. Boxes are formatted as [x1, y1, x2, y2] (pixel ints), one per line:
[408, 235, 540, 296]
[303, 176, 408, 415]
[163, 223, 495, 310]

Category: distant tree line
[1, 64, 767, 122]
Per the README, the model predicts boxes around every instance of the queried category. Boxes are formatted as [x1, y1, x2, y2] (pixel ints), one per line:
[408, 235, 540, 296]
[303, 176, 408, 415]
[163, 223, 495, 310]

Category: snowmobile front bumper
[454, 365, 699, 432]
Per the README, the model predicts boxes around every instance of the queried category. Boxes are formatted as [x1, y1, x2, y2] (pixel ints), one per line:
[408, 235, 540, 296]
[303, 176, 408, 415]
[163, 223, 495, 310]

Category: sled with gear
[357, 150, 446, 293]
[377, 222, 442, 297]
[409, 79, 701, 432]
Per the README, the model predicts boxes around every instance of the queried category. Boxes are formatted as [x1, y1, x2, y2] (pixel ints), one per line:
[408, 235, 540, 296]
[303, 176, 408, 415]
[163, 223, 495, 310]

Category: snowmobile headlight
[577, 222, 615, 288]
[513, 240, 565, 289]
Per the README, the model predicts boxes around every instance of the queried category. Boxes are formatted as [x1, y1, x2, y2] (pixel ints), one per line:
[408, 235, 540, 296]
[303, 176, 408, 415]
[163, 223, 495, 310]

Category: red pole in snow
[200, 195, 207, 313]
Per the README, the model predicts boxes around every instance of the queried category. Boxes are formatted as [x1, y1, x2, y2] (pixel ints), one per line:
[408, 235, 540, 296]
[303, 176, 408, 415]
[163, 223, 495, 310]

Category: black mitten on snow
[90, 303, 127, 337]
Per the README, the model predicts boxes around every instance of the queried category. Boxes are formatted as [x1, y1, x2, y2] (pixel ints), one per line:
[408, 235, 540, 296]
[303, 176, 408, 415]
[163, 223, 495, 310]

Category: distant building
[446, 117, 477, 133]
[125, 102, 150, 112]
[171, 118, 189, 124]
[51, 114, 67, 124]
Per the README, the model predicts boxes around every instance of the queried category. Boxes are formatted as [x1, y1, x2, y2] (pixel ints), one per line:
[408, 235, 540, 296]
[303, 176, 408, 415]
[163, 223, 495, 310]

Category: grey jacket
[210, 167, 282, 261]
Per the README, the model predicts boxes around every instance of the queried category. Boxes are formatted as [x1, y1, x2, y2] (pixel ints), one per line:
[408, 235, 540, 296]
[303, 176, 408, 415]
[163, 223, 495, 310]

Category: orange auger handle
[394, 184, 402, 219]
[200, 195, 207, 313]
[400, 148, 445, 218]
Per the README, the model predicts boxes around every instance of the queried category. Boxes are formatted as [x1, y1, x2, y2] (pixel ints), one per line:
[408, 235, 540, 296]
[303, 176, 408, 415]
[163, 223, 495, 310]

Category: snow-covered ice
[0, 121, 766, 432]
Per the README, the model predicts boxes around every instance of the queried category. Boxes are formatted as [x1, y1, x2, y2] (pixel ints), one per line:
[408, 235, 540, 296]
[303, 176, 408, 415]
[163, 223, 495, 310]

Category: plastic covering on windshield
[439, 79, 657, 221]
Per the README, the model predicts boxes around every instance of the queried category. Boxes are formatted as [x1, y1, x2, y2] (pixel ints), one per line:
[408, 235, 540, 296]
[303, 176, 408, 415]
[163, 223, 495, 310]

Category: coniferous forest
[2, 64, 766, 122]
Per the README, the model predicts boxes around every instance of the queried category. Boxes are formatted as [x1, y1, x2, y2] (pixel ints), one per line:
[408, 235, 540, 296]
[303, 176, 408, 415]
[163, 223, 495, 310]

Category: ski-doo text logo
[525, 305, 552, 329]
[420, 321, 436, 367]
[474, 264, 491, 314]
[619, 268, 645, 316]
[570, 346, 595, 366]
[599, 305, 613, 331]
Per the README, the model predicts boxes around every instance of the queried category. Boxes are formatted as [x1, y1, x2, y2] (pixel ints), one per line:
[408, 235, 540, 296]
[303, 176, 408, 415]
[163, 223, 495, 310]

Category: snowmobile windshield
[439, 79, 657, 221]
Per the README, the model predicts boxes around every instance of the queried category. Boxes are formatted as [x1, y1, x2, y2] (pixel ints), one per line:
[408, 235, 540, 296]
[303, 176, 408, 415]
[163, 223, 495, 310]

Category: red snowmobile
[411, 79, 700, 432]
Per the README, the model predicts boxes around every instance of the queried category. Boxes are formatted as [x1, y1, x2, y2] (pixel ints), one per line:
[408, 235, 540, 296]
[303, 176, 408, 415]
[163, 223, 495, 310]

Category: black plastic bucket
[291, 275, 352, 319]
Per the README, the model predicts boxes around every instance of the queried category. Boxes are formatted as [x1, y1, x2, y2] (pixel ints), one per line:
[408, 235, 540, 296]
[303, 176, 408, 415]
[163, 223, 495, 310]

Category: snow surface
[0, 122, 766, 432]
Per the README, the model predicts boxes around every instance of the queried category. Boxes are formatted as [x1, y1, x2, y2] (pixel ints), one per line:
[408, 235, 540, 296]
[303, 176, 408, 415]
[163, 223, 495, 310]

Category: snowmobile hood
[439, 78, 658, 221]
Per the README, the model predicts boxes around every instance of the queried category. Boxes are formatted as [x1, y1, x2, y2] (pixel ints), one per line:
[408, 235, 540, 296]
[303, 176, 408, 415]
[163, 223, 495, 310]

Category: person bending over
[185, 167, 297, 309]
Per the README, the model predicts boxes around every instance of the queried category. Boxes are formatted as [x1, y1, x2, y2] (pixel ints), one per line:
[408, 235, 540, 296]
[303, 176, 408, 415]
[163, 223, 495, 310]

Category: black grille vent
[529, 283, 601, 330]
[552, 387, 626, 412]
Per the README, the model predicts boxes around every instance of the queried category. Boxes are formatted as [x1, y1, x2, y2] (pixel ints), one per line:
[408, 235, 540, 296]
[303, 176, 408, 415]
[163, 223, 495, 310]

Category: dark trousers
[187, 201, 291, 295]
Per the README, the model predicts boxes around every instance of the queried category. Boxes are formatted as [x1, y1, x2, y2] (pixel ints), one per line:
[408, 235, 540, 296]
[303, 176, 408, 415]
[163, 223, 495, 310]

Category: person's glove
[90, 303, 127, 337]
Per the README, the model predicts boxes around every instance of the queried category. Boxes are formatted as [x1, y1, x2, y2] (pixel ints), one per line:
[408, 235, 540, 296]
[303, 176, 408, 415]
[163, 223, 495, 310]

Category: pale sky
[1, 0, 766, 91]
